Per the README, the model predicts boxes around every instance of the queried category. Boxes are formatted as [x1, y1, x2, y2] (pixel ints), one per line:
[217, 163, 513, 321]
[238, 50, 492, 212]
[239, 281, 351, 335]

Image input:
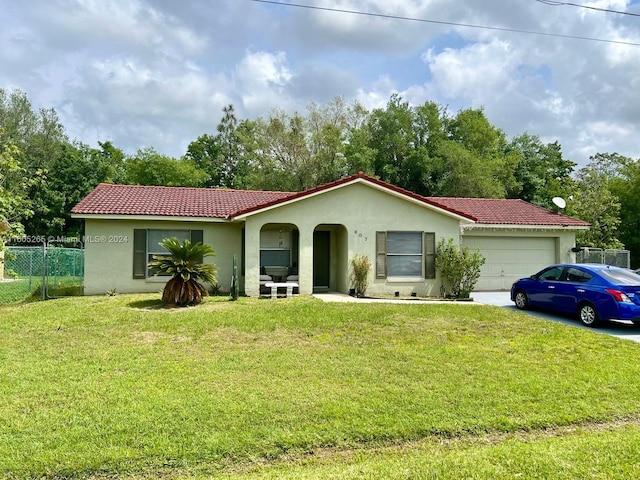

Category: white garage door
[462, 237, 556, 291]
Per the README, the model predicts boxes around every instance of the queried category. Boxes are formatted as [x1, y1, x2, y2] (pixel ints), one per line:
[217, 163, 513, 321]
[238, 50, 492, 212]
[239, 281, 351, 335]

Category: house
[71, 172, 590, 296]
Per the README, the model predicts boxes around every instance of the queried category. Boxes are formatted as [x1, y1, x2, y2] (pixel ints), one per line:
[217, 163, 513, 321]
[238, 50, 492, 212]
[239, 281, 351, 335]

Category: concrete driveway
[473, 291, 640, 343]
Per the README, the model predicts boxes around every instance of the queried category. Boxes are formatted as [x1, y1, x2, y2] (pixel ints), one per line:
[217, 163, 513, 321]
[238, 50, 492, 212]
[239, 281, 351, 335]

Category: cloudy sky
[2, 0, 639, 166]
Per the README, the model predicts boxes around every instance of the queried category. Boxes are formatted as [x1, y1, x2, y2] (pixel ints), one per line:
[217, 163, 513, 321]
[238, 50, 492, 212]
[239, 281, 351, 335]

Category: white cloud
[1, 0, 639, 165]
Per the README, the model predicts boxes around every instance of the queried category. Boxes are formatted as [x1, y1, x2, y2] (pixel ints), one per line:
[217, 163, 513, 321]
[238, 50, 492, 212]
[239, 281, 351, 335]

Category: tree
[508, 133, 575, 208]
[124, 147, 207, 187]
[437, 107, 520, 198]
[148, 237, 218, 306]
[608, 155, 640, 267]
[186, 105, 249, 189]
[0, 88, 67, 236]
[435, 238, 486, 299]
[0, 138, 32, 238]
[569, 161, 623, 249]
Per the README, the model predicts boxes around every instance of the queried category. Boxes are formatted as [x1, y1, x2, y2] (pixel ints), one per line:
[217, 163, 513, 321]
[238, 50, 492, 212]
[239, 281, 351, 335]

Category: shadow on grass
[127, 298, 166, 309]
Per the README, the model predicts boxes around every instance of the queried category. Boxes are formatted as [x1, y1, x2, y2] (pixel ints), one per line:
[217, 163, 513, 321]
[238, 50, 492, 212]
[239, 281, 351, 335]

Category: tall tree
[569, 159, 623, 249]
[507, 134, 575, 208]
[186, 105, 248, 189]
[594, 153, 640, 265]
[0, 138, 32, 237]
[438, 107, 520, 198]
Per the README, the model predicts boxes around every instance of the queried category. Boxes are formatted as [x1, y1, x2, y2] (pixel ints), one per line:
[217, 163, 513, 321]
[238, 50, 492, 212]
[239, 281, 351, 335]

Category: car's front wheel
[514, 289, 529, 310]
[579, 302, 600, 327]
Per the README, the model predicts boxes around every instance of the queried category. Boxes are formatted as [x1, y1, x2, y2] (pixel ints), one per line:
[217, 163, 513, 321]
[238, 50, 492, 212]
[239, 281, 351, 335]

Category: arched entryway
[259, 223, 299, 293]
[313, 224, 348, 293]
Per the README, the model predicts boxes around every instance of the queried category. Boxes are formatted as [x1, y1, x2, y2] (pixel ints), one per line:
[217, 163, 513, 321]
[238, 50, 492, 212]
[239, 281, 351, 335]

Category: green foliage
[608, 155, 640, 267]
[349, 254, 372, 296]
[0, 137, 32, 238]
[148, 237, 218, 306]
[435, 238, 486, 299]
[124, 147, 207, 187]
[508, 134, 575, 208]
[569, 156, 624, 249]
[185, 104, 248, 189]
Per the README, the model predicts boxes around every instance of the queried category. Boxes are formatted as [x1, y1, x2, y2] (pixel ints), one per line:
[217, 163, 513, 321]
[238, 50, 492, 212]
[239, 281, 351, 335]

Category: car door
[553, 266, 593, 315]
[527, 266, 566, 309]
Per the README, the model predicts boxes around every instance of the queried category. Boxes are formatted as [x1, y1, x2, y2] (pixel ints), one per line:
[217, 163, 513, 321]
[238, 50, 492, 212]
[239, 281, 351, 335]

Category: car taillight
[606, 289, 633, 303]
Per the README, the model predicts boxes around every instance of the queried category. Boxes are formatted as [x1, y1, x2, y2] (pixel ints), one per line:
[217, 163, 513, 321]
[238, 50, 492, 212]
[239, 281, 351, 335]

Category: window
[566, 267, 592, 283]
[376, 231, 436, 279]
[537, 266, 563, 282]
[133, 229, 203, 279]
[147, 230, 190, 276]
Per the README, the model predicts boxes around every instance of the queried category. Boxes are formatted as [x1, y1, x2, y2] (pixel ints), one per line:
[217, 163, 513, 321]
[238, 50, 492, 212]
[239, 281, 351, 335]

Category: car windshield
[598, 268, 640, 285]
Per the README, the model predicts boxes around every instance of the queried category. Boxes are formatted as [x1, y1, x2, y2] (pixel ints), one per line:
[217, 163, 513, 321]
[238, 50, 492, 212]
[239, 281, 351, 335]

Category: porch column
[297, 227, 314, 295]
[244, 219, 262, 297]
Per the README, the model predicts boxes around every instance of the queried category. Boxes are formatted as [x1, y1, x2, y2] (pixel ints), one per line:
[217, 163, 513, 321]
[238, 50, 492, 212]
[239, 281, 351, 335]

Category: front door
[313, 231, 330, 292]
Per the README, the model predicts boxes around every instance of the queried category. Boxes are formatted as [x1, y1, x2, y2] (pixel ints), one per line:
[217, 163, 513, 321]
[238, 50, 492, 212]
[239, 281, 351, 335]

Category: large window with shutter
[133, 229, 203, 279]
[376, 231, 436, 279]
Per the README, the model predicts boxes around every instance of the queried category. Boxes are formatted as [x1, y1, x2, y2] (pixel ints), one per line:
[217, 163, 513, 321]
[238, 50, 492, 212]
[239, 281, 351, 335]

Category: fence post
[41, 244, 46, 301]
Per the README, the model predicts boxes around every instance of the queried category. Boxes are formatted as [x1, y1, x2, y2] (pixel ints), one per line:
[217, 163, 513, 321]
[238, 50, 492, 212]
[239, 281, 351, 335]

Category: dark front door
[313, 231, 330, 291]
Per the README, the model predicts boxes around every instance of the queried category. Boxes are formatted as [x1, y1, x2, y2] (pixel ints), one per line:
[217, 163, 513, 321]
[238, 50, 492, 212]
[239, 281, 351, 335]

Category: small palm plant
[148, 237, 218, 306]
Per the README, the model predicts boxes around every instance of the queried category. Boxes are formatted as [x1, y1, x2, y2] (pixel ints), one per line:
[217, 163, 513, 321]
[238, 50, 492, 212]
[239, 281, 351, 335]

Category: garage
[462, 236, 557, 291]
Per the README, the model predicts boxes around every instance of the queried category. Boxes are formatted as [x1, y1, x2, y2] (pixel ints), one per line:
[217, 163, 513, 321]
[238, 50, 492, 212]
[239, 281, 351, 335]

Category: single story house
[71, 172, 590, 296]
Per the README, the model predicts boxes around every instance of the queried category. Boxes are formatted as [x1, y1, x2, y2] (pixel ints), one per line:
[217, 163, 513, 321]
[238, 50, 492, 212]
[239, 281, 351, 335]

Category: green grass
[2, 294, 640, 478]
[0, 276, 83, 304]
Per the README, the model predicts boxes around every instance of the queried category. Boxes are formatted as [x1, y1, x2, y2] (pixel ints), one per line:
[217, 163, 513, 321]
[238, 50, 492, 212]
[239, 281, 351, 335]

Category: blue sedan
[510, 263, 640, 327]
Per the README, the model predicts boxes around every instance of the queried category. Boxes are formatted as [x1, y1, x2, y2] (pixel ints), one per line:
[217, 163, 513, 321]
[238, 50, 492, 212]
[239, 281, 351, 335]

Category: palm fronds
[148, 238, 218, 306]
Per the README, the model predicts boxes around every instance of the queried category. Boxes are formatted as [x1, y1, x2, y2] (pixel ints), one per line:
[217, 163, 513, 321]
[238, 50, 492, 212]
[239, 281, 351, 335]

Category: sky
[2, 0, 640, 166]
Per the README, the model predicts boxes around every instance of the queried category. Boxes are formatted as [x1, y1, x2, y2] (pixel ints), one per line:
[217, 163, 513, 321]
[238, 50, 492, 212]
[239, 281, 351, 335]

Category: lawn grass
[2, 294, 640, 478]
[0, 276, 83, 304]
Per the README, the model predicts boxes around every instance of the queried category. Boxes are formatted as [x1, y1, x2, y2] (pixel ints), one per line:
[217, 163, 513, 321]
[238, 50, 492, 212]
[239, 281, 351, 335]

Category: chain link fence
[575, 247, 630, 269]
[0, 246, 84, 304]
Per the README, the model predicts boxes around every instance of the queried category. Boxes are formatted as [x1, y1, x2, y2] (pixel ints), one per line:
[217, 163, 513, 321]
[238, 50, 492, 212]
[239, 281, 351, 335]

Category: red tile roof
[426, 197, 590, 227]
[71, 183, 294, 218]
[72, 173, 590, 228]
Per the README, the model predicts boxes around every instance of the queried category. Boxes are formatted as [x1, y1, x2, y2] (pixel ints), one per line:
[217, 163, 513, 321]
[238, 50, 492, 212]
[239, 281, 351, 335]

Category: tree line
[0, 88, 637, 265]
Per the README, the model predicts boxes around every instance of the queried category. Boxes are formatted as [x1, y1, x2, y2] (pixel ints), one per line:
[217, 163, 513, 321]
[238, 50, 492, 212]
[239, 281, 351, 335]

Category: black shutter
[376, 231, 387, 279]
[424, 232, 436, 279]
[190, 230, 204, 263]
[133, 229, 147, 279]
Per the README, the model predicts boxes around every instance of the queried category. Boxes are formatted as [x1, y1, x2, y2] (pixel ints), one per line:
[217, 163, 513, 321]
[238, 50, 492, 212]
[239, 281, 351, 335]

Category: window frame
[133, 229, 203, 280]
[376, 231, 436, 281]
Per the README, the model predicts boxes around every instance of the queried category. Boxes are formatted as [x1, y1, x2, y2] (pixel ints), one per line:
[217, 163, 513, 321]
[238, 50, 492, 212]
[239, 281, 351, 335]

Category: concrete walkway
[312, 292, 482, 304]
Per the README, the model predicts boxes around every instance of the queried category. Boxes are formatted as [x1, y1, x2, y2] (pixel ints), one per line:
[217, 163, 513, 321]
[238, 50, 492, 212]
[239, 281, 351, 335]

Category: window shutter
[133, 229, 147, 279]
[376, 231, 387, 279]
[190, 230, 204, 263]
[424, 232, 436, 279]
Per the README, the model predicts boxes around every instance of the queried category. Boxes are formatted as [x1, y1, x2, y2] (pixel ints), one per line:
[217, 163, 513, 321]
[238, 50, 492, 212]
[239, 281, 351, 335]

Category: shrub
[435, 238, 485, 299]
[350, 254, 372, 297]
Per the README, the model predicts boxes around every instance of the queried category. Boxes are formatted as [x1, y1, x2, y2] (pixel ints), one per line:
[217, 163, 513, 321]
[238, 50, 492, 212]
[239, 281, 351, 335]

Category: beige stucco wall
[83, 219, 243, 295]
[243, 182, 464, 297]
[81, 182, 583, 298]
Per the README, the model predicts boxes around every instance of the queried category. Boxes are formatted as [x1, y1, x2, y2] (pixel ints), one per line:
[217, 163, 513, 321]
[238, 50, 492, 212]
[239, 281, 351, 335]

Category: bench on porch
[264, 282, 299, 299]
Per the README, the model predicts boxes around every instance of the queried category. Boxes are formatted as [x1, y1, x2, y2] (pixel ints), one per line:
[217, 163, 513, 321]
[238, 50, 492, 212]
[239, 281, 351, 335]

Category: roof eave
[71, 213, 231, 223]
[462, 223, 591, 231]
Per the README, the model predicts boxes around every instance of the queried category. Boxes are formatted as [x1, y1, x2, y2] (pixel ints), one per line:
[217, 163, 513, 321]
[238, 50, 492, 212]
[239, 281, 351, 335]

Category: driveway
[473, 291, 640, 343]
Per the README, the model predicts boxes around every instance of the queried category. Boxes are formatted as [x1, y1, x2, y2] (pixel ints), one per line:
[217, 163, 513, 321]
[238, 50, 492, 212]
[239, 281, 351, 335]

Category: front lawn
[2, 295, 640, 478]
